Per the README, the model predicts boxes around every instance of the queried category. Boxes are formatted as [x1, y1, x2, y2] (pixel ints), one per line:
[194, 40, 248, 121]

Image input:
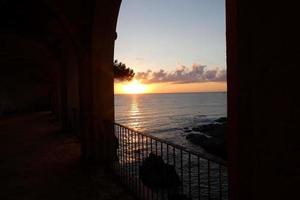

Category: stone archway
[1, 0, 122, 165]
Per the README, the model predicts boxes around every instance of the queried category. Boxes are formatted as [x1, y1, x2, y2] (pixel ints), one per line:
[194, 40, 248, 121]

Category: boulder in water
[139, 153, 181, 189]
[186, 134, 208, 145]
[215, 117, 227, 123]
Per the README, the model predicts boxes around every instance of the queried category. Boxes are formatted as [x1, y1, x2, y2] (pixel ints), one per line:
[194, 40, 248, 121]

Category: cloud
[135, 63, 226, 84]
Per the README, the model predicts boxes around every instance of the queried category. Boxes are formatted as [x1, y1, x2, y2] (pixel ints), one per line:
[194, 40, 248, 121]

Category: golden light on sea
[114, 81, 227, 94]
[118, 79, 148, 94]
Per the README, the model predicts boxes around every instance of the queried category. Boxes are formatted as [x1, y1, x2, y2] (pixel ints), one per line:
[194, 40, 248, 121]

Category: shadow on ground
[0, 112, 135, 200]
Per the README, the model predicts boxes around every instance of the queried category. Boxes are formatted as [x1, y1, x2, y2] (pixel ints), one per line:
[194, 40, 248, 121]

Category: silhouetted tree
[113, 60, 135, 81]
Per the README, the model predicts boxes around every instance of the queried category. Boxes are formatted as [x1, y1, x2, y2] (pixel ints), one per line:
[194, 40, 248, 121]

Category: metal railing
[113, 123, 228, 200]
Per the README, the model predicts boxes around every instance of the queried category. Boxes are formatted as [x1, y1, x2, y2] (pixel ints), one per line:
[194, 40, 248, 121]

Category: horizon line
[114, 91, 227, 95]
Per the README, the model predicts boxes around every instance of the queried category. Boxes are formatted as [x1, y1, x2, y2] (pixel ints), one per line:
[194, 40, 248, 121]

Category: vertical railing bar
[130, 129, 133, 190]
[132, 130, 134, 189]
[114, 125, 116, 170]
[167, 144, 169, 164]
[150, 138, 154, 200]
[161, 142, 164, 200]
[129, 129, 132, 187]
[117, 125, 120, 177]
[173, 147, 176, 167]
[122, 126, 124, 181]
[198, 156, 201, 200]
[123, 126, 125, 181]
[173, 147, 176, 199]
[141, 135, 144, 160]
[123, 127, 126, 183]
[166, 144, 169, 199]
[122, 126, 124, 182]
[121, 126, 124, 181]
[219, 164, 223, 200]
[180, 149, 183, 194]
[188, 153, 192, 198]
[128, 129, 130, 185]
[150, 138, 153, 153]
[146, 136, 149, 200]
[125, 128, 128, 185]
[128, 129, 131, 190]
[155, 140, 159, 200]
[138, 133, 142, 199]
[155, 140, 158, 155]
[208, 160, 211, 200]
[141, 135, 145, 199]
[113, 124, 115, 170]
[127, 128, 130, 185]
[156, 145, 159, 200]
[132, 131, 135, 191]
[127, 129, 129, 187]
[156, 144, 159, 200]
[146, 136, 148, 158]
[117, 125, 120, 176]
[126, 129, 130, 186]
[117, 125, 119, 171]
[115, 125, 117, 171]
[160, 142, 163, 158]
[134, 132, 139, 194]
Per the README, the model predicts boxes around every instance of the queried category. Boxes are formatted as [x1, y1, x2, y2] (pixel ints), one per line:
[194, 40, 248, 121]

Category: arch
[0, 0, 81, 127]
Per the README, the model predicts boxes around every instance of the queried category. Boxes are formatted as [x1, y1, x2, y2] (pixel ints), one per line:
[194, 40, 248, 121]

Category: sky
[114, 0, 226, 94]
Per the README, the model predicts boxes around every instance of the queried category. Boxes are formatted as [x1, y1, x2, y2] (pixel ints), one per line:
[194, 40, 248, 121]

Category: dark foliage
[113, 60, 135, 81]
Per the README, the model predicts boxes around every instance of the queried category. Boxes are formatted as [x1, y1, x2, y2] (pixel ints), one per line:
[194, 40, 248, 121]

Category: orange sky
[114, 81, 227, 94]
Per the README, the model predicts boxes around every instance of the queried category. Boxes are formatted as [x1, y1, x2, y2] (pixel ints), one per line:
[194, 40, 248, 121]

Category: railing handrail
[114, 122, 227, 166]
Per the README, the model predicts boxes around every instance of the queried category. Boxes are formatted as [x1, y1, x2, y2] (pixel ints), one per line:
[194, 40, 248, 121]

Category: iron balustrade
[113, 123, 228, 200]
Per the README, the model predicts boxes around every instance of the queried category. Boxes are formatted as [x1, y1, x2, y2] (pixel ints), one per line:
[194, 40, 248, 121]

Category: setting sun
[120, 79, 148, 94]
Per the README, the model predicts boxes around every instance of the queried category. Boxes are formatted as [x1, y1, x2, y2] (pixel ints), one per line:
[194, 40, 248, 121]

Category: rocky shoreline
[184, 117, 227, 160]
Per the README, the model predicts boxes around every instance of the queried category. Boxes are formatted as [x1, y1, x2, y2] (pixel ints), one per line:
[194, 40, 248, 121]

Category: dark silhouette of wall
[227, 1, 300, 199]
[0, 0, 121, 165]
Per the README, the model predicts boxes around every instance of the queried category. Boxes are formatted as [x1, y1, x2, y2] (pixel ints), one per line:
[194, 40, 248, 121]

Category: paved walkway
[0, 112, 135, 200]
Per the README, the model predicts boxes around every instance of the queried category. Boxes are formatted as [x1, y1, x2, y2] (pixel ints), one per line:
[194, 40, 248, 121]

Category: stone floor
[0, 112, 135, 200]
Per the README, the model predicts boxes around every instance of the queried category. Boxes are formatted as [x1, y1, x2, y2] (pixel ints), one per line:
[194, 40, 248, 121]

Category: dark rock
[186, 119, 227, 159]
[191, 121, 227, 137]
[215, 117, 227, 123]
[186, 131, 227, 159]
[207, 123, 227, 137]
[186, 134, 208, 146]
[201, 137, 227, 159]
[139, 153, 181, 189]
[198, 123, 221, 133]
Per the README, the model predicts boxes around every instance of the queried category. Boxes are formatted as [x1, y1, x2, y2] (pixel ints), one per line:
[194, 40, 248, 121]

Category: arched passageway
[1, 0, 121, 164]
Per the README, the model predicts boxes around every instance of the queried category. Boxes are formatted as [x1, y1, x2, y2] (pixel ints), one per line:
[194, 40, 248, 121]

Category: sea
[115, 92, 227, 154]
[114, 92, 228, 199]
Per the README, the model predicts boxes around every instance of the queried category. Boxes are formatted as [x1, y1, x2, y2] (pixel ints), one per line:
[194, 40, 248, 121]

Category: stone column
[79, 0, 121, 166]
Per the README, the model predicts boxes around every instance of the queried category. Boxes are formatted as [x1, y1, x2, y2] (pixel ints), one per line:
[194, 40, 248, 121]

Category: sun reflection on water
[128, 95, 141, 130]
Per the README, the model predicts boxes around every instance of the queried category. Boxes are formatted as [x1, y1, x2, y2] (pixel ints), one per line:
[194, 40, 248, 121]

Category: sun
[121, 79, 147, 94]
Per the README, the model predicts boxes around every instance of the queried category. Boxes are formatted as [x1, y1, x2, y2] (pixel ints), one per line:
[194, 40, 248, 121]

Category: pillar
[79, 0, 121, 166]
